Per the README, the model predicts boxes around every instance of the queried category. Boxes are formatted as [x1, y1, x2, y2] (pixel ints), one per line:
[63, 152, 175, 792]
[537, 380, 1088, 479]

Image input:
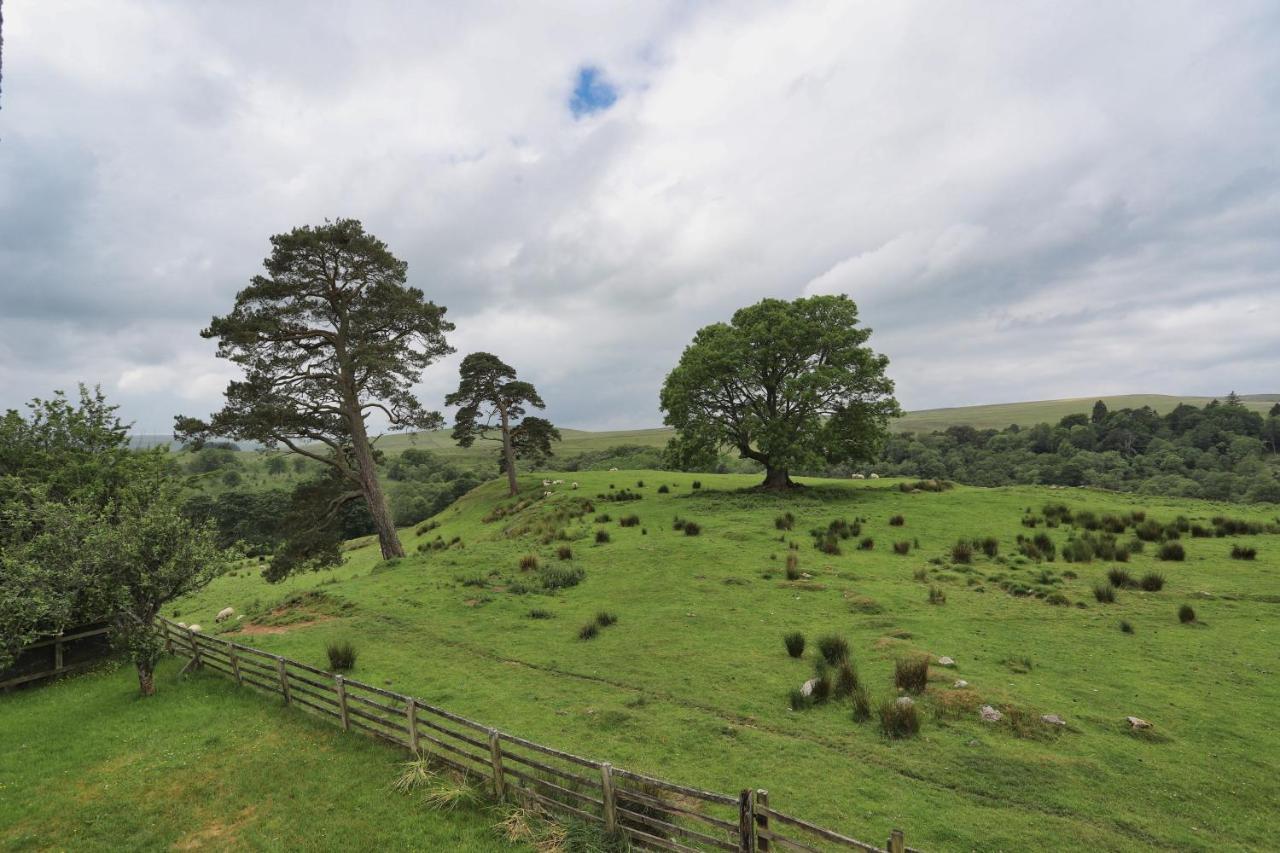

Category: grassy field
[0, 659, 526, 852]
[169, 470, 1280, 851]
[895, 394, 1279, 433]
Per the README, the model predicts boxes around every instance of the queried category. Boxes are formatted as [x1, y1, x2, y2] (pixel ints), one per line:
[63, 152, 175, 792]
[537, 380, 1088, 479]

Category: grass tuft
[878, 697, 921, 738]
[1178, 604, 1196, 624]
[817, 635, 850, 665]
[783, 631, 806, 658]
[326, 640, 357, 671]
[894, 656, 929, 693]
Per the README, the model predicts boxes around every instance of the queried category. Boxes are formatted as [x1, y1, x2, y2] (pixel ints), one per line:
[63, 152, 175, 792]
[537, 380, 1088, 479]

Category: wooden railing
[159, 618, 918, 852]
[1, 624, 113, 690]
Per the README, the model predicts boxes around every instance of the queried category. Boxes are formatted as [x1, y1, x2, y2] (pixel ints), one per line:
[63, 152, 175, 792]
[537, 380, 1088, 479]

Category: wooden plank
[346, 702, 409, 735]
[887, 829, 905, 853]
[0, 661, 99, 690]
[488, 729, 506, 800]
[601, 762, 617, 834]
[417, 716, 492, 753]
[499, 747, 601, 790]
[497, 730, 602, 769]
[512, 786, 604, 829]
[760, 809, 881, 852]
[229, 646, 242, 686]
[290, 693, 342, 720]
[615, 804, 738, 852]
[414, 729, 492, 770]
[615, 785, 740, 834]
[756, 829, 822, 853]
[344, 689, 403, 717]
[503, 766, 604, 811]
[739, 790, 755, 853]
[286, 680, 340, 709]
[406, 698, 419, 754]
[21, 626, 110, 650]
[613, 767, 739, 806]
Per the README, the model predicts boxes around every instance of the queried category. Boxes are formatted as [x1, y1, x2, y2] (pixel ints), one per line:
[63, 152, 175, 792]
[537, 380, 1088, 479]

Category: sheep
[177, 622, 188, 629]
[542, 479, 552, 487]
[869, 473, 879, 479]
[216, 606, 235, 622]
[552, 479, 564, 485]
[188, 624, 202, 634]
[543, 490, 552, 497]
[851, 473, 865, 480]
[571, 482, 579, 489]
[608, 467, 619, 472]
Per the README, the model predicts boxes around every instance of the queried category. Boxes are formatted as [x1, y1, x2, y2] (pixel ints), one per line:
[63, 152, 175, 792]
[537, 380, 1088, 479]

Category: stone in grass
[895, 696, 915, 708]
[1126, 716, 1153, 730]
[1041, 714, 1067, 727]
[980, 705, 1003, 723]
[953, 679, 969, 689]
[937, 656, 956, 667]
[800, 678, 818, 697]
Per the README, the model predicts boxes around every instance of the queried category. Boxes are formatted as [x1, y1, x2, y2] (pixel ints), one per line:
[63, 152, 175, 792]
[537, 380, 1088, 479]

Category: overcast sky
[2, 1, 1278, 434]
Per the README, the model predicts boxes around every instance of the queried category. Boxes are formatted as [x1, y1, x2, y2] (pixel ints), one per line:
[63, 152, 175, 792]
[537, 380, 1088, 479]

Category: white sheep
[216, 607, 235, 622]
[188, 624, 202, 634]
[542, 479, 552, 487]
[851, 473, 865, 480]
[544, 490, 552, 497]
[177, 622, 188, 629]
[869, 473, 879, 479]
[608, 467, 618, 472]
[552, 479, 564, 485]
[571, 482, 579, 489]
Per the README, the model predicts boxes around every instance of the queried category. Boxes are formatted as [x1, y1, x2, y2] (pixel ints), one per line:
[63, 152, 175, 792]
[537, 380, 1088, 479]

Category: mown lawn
[172, 472, 1278, 851]
[0, 659, 525, 852]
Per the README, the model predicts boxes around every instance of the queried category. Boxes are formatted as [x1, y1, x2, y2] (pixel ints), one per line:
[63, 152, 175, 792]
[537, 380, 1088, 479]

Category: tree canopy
[660, 295, 900, 489]
[176, 219, 454, 560]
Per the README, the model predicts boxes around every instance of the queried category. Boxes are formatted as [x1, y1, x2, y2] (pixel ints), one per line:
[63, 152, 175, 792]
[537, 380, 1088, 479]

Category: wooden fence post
[406, 697, 419, 753]
[887, 829, 905, 853]
[163, 625, 173, 655]
[189, 630, 202, 668]
[276, 657, 291, 706]
[334, 674, 349, 730]
[756, 789, 769, 852]
[487, 729, 505, 799]
[229, 646, 242, 686]
[738, 789, 757, 853]
[600, 762, 617, 834]
[54, 637, 64, 673]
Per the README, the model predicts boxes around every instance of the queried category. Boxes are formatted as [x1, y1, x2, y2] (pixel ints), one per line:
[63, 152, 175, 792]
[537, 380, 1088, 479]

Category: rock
[1041, 714, 1067, 727]
[1126, 716, 1153, 730]
[801, 678, 818, 697]
[980, 705, 1002, 723]
[953, 679, 969, 689]
[895, 696, 914, 708]
[938, 656, 956, 667]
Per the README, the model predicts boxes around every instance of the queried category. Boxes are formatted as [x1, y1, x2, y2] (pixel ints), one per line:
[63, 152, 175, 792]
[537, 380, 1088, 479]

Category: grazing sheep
[188, 624, 202, 634]
[177, 622, 188, 629]
[851, 473, 865, 480]
[543, 490, 552, 497]
[552, 479, 564, 485]
[542, 479, 552, 487]
[216, 607, 235, 622]
[869, 473, 879, 479]
[608, 467, 618, 472]
[571, 482, 579, 489]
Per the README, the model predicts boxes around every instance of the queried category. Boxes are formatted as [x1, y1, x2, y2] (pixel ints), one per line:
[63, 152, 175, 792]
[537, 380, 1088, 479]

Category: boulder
[895, 696, 914, 708]
[1041, 714, 1067, 727]
[1126, 716, 1153, 730]
[953, 679, 969, 689]
[980, 705, 1002, 723]
[938, 656, 956, 667]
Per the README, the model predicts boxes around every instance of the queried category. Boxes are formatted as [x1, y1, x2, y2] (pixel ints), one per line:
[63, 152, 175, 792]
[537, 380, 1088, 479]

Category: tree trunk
[346, 404, 405, 559]
[499, 405, 518, 496]
[136, 659, 156, 697]
[762, 464, 793, 490]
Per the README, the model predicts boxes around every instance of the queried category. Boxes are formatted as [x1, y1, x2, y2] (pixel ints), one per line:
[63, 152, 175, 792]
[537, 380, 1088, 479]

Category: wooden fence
[1, 623, 113, 690]
[159, 618, 918, 853]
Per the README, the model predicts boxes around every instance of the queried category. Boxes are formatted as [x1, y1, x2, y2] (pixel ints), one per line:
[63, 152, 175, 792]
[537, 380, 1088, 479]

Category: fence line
[158, 618, 918, 852]
[1, 624, 113, 690]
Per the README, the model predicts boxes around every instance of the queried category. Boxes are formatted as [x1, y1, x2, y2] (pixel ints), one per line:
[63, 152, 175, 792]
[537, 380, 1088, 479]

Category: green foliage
[660, 295, 900, 488]
[1094, 584, 1116, 603]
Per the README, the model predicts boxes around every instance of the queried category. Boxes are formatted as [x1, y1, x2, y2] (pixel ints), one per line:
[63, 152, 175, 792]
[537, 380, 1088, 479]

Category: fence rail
[1, 624, 113, 690]
[159, 618, 917, 852]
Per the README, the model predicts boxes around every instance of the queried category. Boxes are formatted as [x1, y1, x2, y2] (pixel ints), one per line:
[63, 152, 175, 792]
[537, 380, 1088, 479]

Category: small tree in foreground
[445, 352, 560, 495]
[660, 295, 900, 489]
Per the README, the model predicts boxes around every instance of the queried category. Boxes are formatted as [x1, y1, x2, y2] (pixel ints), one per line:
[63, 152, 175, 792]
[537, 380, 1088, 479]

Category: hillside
[171, 470, 1280, 850]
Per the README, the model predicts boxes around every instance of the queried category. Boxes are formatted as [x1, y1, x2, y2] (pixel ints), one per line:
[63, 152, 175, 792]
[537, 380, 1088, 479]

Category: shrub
[859, 537, 875, 550]
[578, 622, 599, 640]
[816, 534, 841, 555]
[888, 515, 905, 527]
[594, 513, 612, 523]
[775, 512, 795, 531]
[783, 632, 806, 658]
[528, 608, 555, 619]
[788, 688, 811, 711]
[1045, 592, 1069, 606]
[683, 521, 702, 536]
[817, 635, 850, 665]
[978, 536, 999, 558]
[951, 540, 974, 564]
[1093, 584, 1116, 603]
[540, 565, 585, 590]
[557, 546, 573, 561]
[834, 661, 860, 698]
[636, 480, 645, 488]
[785, 553, 801, 581]
[809, 670, 832, 704]
[1135, 520, 1165, 542]
[1139, 572, 1165, 591]
[1231, 545, 1257, 560]
[657, 484, 669, 494]
[619, 514, 641, 528]
[326, 641, 357, 671]
[595, 611, 618, 627]
[892, 541, 911, 555]
[1061, 538, 1093, 563]
[1032, 532, 1056, 561]
[519, 554, 540, 571]
[928, 585, 946, 605]
[1107, 568, 1135, 588]
[1119, 620, 1134, 634]
[1158, 542, 1185, 561]
[878, 698, 921, 739]
[595, 529, 611, 544]
[1191, 524, 1213, 538]
[691, 480, 702, 489]
[1178, 604, 1196, 624]
[672, 517, 686, 531]
[894, 657, 929, 693]
[851, 685, 872, 722]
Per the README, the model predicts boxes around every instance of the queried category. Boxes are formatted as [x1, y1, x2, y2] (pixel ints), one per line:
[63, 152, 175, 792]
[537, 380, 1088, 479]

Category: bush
[578, 622, 599, 640]
[785, 553, 801, 581]
[1033, 532, 1056, 561]
[775, 512, 795, 531]
[783, 632, 805, 658]
[1093, 584, 1116, 603]
[540, 565, 585, 590]
[851, 685, 872, 722]
[683, 521, 702, 536]
[519, 554, 540, 571]
[809, 669, 832, 704]
[978, 537, 999, 558]
[788, 688, 811, 711]
[1119, 620, 1134, 634]
[878, 698, 920, 739]
[326, 641, 357, 671]
[657, 484, 670, 494]
[557, 546, 573, 561]
[528, 608, 555, 619]
[636, 480, 645, 488]
[1231, 545, 1257, 560]
[894, 657, 929, 693]
[817, 635, 850, 665]
[951, 540, 974, 564]
[1107, 568, 1135, 588]
[928, 585, 946, 605]
[594, 513, 612, 523]
[859, 537, 874, 550]
[1061, 538, 1094, 563]
[1158, 542, 1185, 561]
[889, 515, 905, 527]
[691, 480, 702, 489]
[1135, 520, 1165, 542]
[595, 529, 611, 544]
[834, 661, 860, 698]
[1139, 572, 1165, 591]
[1178, 604, 1196, 624]
[595, 611, 618, 627]
[815, 534, 841, 555]
[619, 514, 641, 528]
[892, 541, 911, 555]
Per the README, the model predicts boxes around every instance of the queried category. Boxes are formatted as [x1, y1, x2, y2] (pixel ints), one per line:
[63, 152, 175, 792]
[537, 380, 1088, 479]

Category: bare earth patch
[173, 805, 257, 850]
[231, 616, 332, 636]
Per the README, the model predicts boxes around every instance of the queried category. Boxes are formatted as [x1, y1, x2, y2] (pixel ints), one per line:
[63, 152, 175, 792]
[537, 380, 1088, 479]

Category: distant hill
[134, 393, 1280, 458]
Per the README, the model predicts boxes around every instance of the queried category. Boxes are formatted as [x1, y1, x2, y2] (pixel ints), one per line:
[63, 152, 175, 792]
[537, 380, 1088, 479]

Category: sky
[2, 1, 1279, 435]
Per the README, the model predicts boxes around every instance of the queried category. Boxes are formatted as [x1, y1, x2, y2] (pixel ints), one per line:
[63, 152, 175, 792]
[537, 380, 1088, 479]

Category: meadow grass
[0, 659, 521, 851]
[169, 470, 1280, 851]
